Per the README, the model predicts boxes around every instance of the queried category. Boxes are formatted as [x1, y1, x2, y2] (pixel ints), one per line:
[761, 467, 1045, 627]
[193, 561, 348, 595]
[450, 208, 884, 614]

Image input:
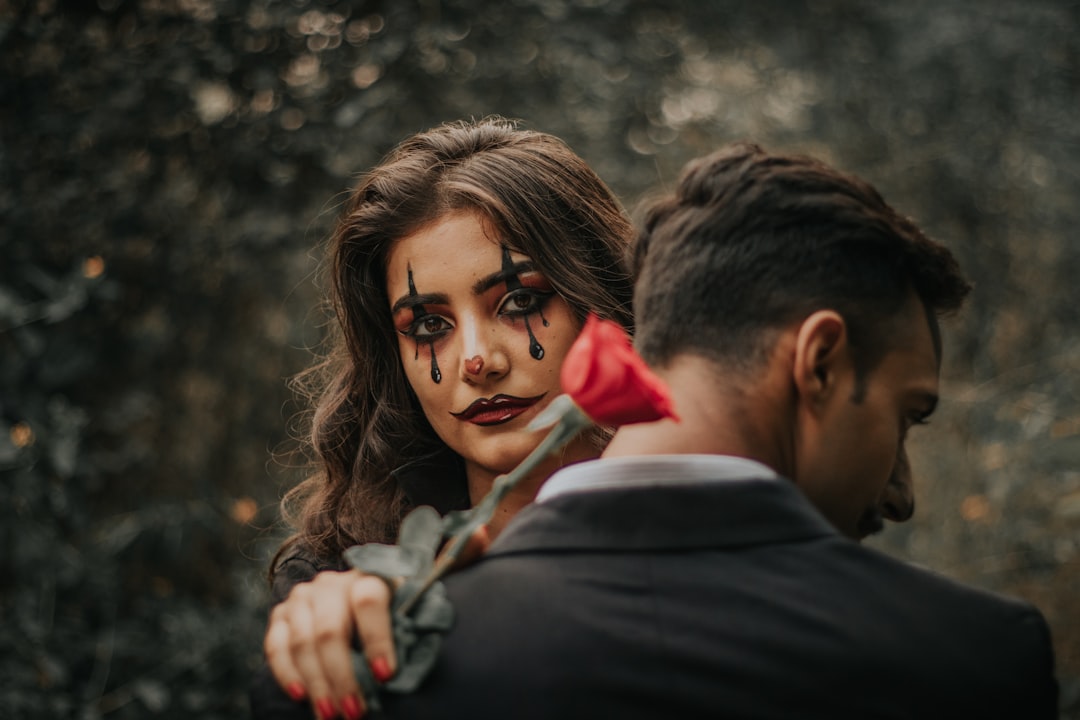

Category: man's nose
[880, 447, 915, 522]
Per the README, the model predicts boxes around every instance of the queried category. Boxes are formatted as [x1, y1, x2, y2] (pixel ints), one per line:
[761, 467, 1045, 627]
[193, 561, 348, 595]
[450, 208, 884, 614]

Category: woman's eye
[500, 290, 550, 316]
[406, 314, 451, 340]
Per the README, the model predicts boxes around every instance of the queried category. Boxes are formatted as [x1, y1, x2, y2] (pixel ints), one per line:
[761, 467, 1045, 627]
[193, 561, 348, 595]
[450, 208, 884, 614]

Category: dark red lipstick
[451, 393, 547, 426]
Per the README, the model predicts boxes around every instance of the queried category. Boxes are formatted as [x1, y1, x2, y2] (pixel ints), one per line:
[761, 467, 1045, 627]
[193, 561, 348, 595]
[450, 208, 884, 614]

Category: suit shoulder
[834, 540, 1010, 599]
[835, 542, 1055, 662]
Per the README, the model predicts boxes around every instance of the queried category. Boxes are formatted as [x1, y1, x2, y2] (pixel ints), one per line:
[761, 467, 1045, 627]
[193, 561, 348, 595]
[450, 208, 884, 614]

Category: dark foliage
[2, 0, 1078, 717]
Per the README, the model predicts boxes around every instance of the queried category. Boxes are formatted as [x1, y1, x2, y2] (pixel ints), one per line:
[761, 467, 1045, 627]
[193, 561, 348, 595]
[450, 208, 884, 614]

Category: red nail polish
[341, 695, 364, 720]
[286, 682, 306, 702]
[315, 698, 337, 719]
[370, 656, 393, 683]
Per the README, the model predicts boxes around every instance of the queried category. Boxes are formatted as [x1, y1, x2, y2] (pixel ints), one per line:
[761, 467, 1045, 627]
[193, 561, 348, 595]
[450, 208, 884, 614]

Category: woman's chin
[461, 436, 543, 480]
[466, 451, 534, 481]
[456, 423, 599, 492]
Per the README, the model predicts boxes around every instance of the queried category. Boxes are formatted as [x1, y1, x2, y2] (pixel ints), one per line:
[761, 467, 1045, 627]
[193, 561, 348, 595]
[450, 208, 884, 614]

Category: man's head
[631, 142, 971, 538]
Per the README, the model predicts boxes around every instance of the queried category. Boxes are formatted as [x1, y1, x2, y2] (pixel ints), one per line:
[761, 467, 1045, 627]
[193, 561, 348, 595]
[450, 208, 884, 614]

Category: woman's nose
[459, 322, 509, 384]
[464, 355, 485, 376]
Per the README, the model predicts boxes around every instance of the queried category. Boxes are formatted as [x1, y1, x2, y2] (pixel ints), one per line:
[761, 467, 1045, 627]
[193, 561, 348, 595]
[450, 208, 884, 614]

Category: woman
[254, 117, 635, 720]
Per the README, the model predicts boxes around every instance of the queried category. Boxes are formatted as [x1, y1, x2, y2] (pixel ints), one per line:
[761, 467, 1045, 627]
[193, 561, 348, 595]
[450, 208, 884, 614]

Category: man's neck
[602, 352, 794, 478]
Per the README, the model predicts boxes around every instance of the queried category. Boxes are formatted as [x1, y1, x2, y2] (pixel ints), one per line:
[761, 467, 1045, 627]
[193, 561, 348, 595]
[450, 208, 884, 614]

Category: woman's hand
[264, 570, 396, 720]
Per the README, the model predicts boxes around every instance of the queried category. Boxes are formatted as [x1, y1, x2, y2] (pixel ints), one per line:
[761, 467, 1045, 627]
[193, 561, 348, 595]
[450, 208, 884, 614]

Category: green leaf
[397, 505, 444, 564]
[343, 543, 424, 579]
[383, 633, 443, 693]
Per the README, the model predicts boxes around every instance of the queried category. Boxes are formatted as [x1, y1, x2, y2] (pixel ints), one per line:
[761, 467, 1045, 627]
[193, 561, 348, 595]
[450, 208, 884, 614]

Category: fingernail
[370, 656, 393, 683]
[286, 682, 306, 702]
[315, 698, 337, 719]
[341, 695, 364, 720]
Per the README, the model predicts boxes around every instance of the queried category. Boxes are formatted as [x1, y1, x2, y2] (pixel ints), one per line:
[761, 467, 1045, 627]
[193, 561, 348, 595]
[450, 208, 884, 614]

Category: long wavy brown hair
[273, 117, 635, 573]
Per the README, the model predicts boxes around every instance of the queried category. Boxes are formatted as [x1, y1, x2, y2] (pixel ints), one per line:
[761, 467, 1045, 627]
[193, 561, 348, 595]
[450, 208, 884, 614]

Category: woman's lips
[450, 393, 547, 426]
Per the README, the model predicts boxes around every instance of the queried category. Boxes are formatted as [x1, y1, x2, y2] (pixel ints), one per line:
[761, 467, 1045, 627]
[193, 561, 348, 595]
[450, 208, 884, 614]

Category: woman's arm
[253, 526, 490, 719]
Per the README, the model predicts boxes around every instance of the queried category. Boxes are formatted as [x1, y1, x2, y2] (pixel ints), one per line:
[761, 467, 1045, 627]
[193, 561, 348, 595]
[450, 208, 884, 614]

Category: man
[382, 143, 1058, 718]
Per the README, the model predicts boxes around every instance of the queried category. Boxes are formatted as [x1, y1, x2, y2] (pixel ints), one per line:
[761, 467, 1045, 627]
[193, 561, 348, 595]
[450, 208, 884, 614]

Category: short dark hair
[632, 142, 971, 378]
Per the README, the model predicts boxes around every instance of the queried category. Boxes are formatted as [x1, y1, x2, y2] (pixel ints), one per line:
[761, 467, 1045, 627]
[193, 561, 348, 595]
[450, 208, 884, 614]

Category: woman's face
[385, 210, 586, 484]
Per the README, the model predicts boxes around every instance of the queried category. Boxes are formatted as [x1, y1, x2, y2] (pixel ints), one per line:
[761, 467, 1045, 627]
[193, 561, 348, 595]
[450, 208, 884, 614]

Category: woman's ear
[791, 310, 850, 413]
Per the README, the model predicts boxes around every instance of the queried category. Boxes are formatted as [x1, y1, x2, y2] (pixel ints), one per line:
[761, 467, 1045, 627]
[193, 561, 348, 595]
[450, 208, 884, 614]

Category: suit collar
[487, 475, 839, 557]
[535, 454, 780, 503]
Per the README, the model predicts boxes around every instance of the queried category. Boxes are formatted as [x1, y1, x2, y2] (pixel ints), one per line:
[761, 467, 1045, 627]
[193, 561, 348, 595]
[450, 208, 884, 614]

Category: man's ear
[791, 310, 850, 412]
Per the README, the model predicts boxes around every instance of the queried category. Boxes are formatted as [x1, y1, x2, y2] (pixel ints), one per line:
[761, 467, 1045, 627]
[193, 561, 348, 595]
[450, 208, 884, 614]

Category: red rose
[560, 314, 679, 426]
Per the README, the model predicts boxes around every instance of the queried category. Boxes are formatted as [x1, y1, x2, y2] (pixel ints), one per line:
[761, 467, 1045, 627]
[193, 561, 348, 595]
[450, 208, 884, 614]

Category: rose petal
[561, 315, 678, 426]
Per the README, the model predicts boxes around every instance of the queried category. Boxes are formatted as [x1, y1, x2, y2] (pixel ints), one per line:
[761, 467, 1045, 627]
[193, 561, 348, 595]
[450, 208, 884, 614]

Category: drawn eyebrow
[391, 292, 449, 314]
[472, 260, 537, 295]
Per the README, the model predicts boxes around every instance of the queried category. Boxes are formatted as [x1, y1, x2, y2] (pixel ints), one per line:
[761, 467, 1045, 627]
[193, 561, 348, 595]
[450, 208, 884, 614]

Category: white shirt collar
[535, 454, 780, 504]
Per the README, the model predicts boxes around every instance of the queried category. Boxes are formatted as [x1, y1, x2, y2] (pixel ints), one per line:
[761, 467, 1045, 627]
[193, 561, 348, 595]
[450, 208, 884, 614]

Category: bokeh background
[3, 0, 1079, 717]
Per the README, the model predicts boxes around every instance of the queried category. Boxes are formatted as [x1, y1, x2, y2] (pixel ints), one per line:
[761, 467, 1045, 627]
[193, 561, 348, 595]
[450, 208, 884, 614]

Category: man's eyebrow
[391, 292, 449, 314]
[472, 261, 537, 295]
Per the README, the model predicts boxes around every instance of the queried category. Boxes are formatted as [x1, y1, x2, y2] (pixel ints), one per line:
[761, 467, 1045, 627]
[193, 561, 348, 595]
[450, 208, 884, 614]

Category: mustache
[855, 508, 884, 540]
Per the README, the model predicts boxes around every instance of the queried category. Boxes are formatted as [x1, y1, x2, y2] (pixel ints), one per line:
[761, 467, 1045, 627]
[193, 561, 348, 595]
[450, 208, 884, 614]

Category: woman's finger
[264, 604, 308, 704]
[282, 582, 341, 720]
[309, 573, 366, 720]
[349, 574, 397, 684]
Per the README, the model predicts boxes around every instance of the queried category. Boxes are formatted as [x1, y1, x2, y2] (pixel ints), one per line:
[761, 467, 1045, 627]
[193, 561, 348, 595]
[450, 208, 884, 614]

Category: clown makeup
[390, 254, 557, 383]
[500, 246, 550, 360]
[401, 265, 443, 383]
[385, 210, 590, 490]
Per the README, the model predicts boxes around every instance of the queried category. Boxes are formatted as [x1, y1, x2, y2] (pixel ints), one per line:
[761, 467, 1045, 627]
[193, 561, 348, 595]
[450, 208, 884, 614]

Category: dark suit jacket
[385, 477, 1058, 719]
